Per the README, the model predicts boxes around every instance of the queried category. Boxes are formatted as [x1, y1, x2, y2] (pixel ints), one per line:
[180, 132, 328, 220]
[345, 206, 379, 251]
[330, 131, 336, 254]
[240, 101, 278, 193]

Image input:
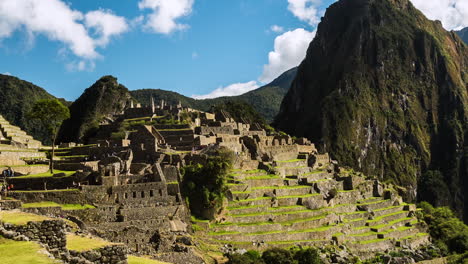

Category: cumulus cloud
[410, 0, 468, 30]
[270, 25, 285, 33]
[192, 81, 260, 99]
[259, 28, 315, 84]
[287, 0, 323, 26]
[138, 0, 194, 34]
[85, 10, 129, 47]
[0, 0, 128, 70]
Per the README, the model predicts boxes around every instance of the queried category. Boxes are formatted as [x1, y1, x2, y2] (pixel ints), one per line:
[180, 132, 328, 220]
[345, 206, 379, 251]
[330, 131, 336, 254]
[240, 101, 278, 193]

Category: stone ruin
[0, 101, 433, 263]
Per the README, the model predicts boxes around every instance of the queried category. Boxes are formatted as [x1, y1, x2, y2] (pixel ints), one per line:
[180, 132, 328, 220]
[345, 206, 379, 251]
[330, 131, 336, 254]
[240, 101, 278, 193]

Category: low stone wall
[1, 219, 67, 254]
[8, 175, 76, 190]
[11, 189, 90, 204]
[0, 199, 21, 209]
[69, 245, 127, 264]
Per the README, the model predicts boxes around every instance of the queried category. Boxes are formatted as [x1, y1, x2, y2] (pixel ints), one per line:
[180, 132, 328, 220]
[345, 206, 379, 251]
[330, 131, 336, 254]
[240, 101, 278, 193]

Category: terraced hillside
[194, 154, 429, 257]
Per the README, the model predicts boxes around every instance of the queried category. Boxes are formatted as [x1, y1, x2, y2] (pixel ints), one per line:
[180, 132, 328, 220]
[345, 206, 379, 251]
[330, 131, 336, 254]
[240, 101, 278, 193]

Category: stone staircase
[196, 156, 430, 256]
[0, 115, 48, 174]
[0, 115, 42, 149]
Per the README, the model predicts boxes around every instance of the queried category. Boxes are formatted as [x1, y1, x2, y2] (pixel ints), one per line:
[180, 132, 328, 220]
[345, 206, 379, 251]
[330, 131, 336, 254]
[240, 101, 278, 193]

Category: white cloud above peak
[259, 28, 315, 84]
[192, 81, 260, 99]
[138, 0, 194, 34]
[287, 0, 323, 26]
[270, 25, 285, 33]
[410, 0, 468, 30]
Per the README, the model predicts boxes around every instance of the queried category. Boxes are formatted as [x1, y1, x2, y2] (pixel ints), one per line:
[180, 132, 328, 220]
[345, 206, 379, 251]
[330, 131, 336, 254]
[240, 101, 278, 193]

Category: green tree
[293, 248, 323, 264]
[28, 99, 70, 173]
[262, 248, 296, 264]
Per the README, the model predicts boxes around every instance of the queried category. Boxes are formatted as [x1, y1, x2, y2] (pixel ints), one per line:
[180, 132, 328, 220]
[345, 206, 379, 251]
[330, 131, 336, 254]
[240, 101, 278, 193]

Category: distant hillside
[456, 27, 468, 44]
[0, 74, 60, 144]
[131, 67, 297, 123]
[58, 76, 133, 143]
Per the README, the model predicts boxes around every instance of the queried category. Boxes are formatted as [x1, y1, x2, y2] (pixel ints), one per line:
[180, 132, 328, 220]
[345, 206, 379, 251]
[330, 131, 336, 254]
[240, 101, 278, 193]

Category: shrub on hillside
[262, 248, 295, 264]
[418, 202, 468, 254]
[181, 147, 233, 218]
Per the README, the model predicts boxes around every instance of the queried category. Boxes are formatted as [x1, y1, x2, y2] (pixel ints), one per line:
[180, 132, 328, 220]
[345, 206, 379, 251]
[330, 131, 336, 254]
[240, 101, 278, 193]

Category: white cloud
[138, 0, 194, 34]
[0, 0, 128, 70]
[287, 0, 323, 26]
[2, 72, 11, 76]
[259, 28, 315, 84]
[410, 0, 468, 30]
[192, 51, 199, 59]
[270, 25, 285, 33]
[192, 81, 260, 99]
[85, 10, 129, 47]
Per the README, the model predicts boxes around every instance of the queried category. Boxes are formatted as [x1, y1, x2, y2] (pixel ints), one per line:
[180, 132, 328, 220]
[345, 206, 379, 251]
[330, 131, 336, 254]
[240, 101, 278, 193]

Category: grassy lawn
[0, 211, 51, 225]
[128, 255, 172, 264]
[15, 170, 75, 179]
[66, 234, 114, 252]
[22, 202, 95, 210]
[0, 236, 57, 264]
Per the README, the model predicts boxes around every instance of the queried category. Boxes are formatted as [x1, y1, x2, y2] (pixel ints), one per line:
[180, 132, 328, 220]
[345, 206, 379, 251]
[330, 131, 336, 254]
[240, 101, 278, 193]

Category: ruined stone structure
[0, 102, 433, 263]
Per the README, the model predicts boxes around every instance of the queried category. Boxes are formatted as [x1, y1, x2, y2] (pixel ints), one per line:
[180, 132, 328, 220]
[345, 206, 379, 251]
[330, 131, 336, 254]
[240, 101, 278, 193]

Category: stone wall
[8, 175, 76, 190]
[0, 219, 67, 254]
[69, 244, 127, 264]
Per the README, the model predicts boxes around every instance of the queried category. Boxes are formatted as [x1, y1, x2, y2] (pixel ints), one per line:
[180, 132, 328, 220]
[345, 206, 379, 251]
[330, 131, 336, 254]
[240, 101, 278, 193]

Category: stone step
[226, 205, 306, 216]
[276, 166, 312, 177]
[239, 177, 285, 188]
[209, 224, 339, 243]
[357, 198, 394, 211]
[227, 208, 327, 225]
[231, 185, 314, 200]
[206, 237, 328, 250]
[372, 205, 406, 217]
[366, 210, 411, 225]
[368, 217, 416, 233]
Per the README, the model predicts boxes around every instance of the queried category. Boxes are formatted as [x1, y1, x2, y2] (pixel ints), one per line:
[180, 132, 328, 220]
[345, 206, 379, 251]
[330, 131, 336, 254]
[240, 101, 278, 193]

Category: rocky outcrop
[274, 0, 468, 220]
[58, 76, 133, 143]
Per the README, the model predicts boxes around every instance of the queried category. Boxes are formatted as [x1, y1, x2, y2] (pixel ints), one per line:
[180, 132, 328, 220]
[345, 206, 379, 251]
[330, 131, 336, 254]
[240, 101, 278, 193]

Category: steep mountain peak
[58, 75, 132, 143]
[275, 0, 468, 220]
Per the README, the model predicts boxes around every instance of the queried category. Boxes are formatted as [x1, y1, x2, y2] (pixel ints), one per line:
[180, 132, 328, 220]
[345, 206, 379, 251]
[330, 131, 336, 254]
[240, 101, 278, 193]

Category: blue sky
[0, 0, 466, 101]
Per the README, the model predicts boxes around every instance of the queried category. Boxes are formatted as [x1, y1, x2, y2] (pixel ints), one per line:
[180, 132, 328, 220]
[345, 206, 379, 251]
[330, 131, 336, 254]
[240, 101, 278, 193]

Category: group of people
[1, 167, 14, 178]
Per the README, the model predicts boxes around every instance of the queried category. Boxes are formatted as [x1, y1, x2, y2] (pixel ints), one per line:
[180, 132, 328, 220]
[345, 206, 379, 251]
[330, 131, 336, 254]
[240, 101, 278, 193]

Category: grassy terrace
[15, 170, 75, 179]
[213, 213, 328, 227]
[244, 174, 281, 180]
[128, 255, 172, 264]
[367, 210, 408, 223]
[0, 236, 56, 264]
[66, 234, 114, 252]
[22, 201, 95, 210]
[0, 211, 51, 225]
[228, 208, 320, 218]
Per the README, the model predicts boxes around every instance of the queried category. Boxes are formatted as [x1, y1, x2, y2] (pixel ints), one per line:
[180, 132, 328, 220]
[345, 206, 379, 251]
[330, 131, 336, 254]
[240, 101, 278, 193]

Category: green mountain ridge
[275, 0, 468, 221]
[0, 74, 70, 144]
[131, 67, 297, 122]
[456, 27, 468, 44]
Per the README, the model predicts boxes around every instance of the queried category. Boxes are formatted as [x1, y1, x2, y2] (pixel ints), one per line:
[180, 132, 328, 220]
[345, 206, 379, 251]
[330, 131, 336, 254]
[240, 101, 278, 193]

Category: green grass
[66, 234, 114, 252]
[128, 255, 171, 264]
[0, 236, 57, 264]
[229, 197, 271, 203]
[288, 225, 333, 234]
[368, 217, 412, 230]
[208, 231, 240, 236]
[0, 211, 51, 225]
[245, 175, 281, 180]
[15, 170, 75, 179]
[354, 238, 389, 245]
